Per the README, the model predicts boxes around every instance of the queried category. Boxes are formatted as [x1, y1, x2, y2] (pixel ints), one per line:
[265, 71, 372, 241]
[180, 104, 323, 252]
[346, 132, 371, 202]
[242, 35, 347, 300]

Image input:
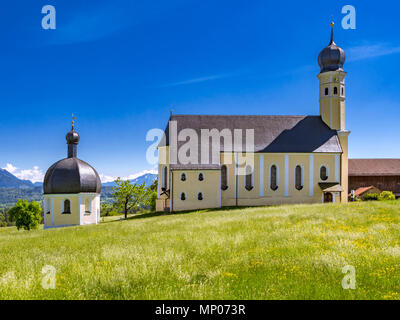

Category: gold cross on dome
[72, 114, 77, 129]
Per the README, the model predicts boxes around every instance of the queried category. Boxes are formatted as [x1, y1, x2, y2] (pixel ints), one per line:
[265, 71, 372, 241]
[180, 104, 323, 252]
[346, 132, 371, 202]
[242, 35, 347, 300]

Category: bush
[363, 193, 379, 201]
[378, 191, 396, 201]
[0, 212, 7, 227]
[8, 200, 42, 230]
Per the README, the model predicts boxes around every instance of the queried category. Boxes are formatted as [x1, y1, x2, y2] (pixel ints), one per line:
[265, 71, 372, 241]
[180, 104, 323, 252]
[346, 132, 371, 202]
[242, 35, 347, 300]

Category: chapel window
[245, 165, 253, 191]
[320, 166, 328, 181]
[295, 165, 303, 191]
[221, 165, 228, 190]
[63, 199, 71, 214]
[270, 165, 278, 191]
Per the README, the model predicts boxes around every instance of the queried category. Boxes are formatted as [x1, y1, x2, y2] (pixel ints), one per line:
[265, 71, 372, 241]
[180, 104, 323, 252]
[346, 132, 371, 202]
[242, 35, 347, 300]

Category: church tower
[317, 22, 346, 130]
[317, 22, 350, 202]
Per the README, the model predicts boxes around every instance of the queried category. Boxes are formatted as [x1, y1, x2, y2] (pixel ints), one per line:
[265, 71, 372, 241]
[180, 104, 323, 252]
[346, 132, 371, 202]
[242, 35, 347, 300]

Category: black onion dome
[43, 157, 101, 195]
[66, 129, 80, 145]
[318, 23, 346, 73]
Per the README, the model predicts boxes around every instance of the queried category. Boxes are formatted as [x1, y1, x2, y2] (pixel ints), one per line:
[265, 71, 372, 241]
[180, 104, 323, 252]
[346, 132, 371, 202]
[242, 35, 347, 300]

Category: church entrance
[324, 192, 333, 203]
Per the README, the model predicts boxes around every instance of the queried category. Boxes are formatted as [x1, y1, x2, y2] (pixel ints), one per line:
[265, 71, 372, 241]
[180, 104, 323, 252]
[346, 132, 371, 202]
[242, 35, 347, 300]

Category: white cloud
[100, 169, 158, 183]
[2, 163, 44, 183]
[347, 43, 400, 62]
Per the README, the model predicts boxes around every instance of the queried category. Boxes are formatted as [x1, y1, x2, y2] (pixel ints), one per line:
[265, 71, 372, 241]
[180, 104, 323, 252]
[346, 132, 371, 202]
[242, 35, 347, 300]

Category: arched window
[295, 165, 303, 191]
[245, 165, 253, 191]
[221, 165, 228, 190]
[180, 192, 186, 201]
[270, 165, 278, 191]
[180, 173, 186, 181]
[325, 88, 329, 96]
[320, 166, 328, 181]
[63, 199, 71, 214]
[333, 87, 338, 95]
[198, 173, 204, 181]
[341, 87, 344, 95]
[161, 166, 168, 191]
[85, 199, 91, 213]
[46, 198, 51, 214]
[198, 192, 203, 200]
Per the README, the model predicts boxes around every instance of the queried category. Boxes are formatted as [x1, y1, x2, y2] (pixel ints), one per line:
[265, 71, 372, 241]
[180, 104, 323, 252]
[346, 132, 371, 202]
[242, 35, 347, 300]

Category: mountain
[0, 172, 157, 207]
[102, 173, 157, 187]
[0, 169, 34, 189]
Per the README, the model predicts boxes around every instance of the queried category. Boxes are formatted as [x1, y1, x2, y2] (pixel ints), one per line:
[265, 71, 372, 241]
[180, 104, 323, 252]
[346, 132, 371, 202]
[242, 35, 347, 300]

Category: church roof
[160, 115, 342, 167]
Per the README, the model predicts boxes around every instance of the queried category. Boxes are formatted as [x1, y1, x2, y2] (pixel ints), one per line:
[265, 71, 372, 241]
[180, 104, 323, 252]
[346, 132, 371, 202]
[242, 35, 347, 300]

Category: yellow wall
[171, 170, 221, 211]
[43, 193, 99, 228]
[156, 151, 345, 212]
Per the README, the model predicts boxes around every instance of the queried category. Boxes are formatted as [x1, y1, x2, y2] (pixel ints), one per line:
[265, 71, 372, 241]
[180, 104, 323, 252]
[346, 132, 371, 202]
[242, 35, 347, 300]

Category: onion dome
[318, 22, 346, 73]
[43, 123, 101, 195]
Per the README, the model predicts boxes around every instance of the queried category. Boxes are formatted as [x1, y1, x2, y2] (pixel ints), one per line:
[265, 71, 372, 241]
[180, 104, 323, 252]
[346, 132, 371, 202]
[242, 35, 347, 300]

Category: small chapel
[156, 23, 350, 212]
[43, 121, 102, 229]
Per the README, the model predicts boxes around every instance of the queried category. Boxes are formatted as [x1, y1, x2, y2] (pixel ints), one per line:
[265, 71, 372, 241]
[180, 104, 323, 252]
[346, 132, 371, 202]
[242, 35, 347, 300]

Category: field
[0, 201, 399, 300]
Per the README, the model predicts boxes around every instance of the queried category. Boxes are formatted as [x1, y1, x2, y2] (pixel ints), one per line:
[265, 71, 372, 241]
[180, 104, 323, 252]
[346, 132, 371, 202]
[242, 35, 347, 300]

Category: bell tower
[317, 22, 346, 131]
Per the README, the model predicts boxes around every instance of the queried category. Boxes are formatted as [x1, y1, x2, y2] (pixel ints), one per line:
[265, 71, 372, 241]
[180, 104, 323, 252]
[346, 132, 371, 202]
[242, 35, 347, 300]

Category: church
[156, 23, 350, 212]
[42, 122, 102, 229]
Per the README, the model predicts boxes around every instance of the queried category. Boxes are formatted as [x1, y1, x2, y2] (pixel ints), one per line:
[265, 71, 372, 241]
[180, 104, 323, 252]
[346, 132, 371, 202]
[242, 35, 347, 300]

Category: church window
[85, 199, 92, 213]
[46, 199, 51, 214]
[245, 165, 254, 191]
[324, 88, 329, 95]
[295, 165, 303, 191]
[180, 192, 186, 201]
[198, 192, 203, 200]
[320, 166, 328, 181]
[270, 165, 278, 191]
[221, 165, 228, 190]
[180, 173, 186, 181]
[63, 199, 71, 214]
[341, 87, 344, 95]
[198, 173, 204, 181]
[334, 87, 338, 95]
[161, 166, 168, 191]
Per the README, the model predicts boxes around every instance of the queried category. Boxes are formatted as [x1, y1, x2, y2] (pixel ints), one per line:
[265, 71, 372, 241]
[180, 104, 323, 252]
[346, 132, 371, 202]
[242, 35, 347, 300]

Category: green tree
[8, 200, 42, 230]
[148, 178, 158, 212]
[112, 178, 149, 219]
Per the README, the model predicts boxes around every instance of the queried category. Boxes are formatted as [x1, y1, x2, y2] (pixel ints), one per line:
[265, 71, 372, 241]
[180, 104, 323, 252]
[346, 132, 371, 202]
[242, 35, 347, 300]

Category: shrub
[0, 212, 7, 227]
[363, 193, 379, 201]
[378, 191, 396, 201]
[8, 200, 42, 230]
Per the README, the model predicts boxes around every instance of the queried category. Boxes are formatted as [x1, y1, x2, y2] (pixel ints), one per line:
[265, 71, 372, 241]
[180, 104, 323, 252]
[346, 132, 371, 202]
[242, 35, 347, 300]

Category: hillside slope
[0, 201, 399, 299]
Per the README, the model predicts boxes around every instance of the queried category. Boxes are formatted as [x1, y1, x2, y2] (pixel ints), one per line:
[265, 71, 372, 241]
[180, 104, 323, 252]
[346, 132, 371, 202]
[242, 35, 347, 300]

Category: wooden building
[349, 159, 400, 198]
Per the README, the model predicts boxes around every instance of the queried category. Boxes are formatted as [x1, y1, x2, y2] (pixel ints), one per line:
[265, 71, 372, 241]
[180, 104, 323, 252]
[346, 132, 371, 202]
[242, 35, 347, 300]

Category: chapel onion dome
[43, 126, 101, 195]
[66, 128, 80, 145]
[318, 22, 346, 73]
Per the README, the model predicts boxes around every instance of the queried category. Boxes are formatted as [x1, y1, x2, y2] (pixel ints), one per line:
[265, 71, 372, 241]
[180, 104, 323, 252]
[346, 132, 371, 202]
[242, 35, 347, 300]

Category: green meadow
[0, 201, 399, 300]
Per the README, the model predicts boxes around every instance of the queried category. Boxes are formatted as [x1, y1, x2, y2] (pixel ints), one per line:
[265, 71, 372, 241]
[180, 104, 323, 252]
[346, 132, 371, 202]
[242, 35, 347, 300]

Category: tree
[112, 178, 150, 219]
[148, 178, 158, 212]
[8, 200, 42, 230]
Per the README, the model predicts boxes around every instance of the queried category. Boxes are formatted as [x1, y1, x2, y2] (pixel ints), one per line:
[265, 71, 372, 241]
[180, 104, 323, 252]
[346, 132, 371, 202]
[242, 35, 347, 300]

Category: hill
[0, 201, 399, 299]
[102, 173, 156, 187]
[0, 169, 34, 189]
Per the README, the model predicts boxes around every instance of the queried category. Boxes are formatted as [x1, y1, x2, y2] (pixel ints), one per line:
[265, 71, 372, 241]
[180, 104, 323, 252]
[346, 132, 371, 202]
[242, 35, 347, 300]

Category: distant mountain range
[0, 169, 157, 207]
[102, 173, 157, 187]
[0, 169, 36, 189]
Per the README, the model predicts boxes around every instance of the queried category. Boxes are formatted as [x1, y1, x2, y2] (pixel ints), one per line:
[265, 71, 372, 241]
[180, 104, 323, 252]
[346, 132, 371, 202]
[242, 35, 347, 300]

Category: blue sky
[1, 0, 399, 182]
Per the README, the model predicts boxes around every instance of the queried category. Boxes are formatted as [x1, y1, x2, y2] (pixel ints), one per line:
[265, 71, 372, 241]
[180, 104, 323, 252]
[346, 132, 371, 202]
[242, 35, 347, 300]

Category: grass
[0, 201, 399, 300]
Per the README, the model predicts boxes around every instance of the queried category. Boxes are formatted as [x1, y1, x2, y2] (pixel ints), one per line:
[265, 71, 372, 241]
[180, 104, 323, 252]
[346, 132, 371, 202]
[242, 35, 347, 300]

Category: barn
[349, 159, 400, 198]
